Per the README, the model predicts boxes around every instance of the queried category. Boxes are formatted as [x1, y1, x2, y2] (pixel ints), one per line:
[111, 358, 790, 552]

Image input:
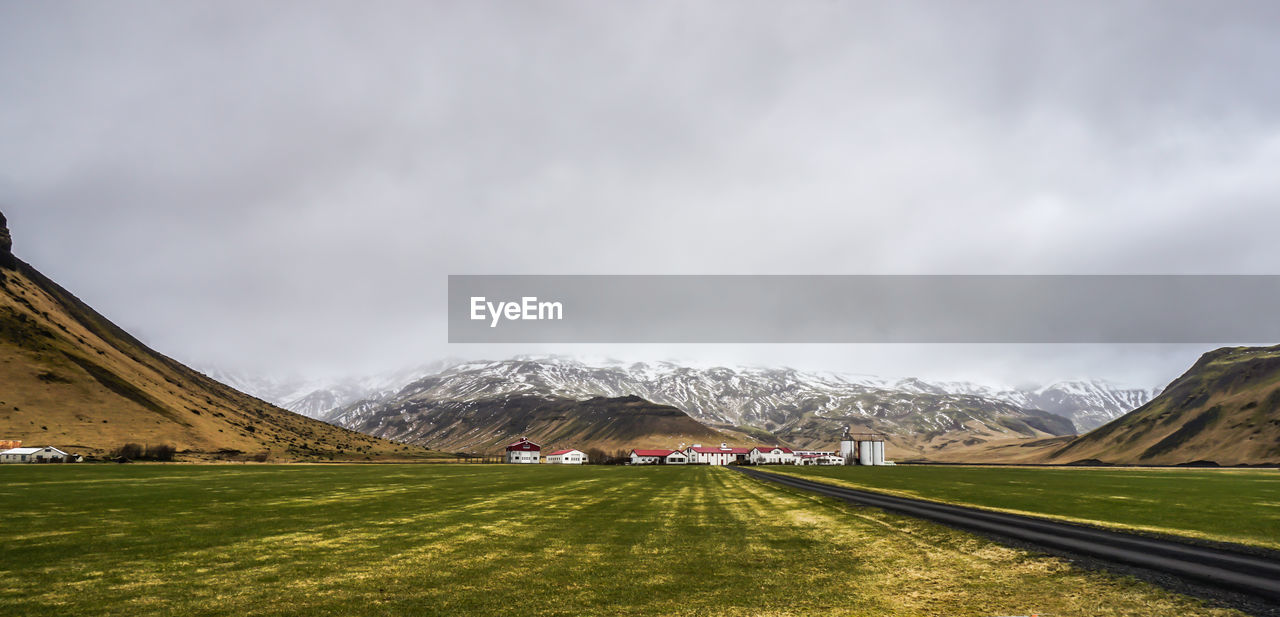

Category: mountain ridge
[311, 357, 1097, 456]
[221, 356, 1154, 432]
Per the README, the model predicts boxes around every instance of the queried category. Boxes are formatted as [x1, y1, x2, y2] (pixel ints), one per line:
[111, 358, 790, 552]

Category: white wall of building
[507, 450, 540, 464]
[1, 447, 71, 463]
[547, 450, 586, 464]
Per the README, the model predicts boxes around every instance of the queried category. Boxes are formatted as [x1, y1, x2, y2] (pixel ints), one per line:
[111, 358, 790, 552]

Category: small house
[545, 449, 587, 464]
[629, 449, 674, 465]
[1, 446, 73, 463]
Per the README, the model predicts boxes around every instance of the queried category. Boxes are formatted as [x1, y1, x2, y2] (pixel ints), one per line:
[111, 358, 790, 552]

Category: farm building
[630, 449, 672, 465]
[545, 449, 588, 464]
[0, 446, 75, 463]
[685, 443, 752, 465]
[629, 449, 688, 465]
[505, 437, 541, 464]
[748, 446, 795, 465]
[839, 428, 892, 465]
[796, 453, 844, 465]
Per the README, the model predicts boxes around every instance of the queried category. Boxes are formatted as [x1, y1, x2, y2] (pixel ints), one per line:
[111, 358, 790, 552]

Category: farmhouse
[685, 443, 752, 465]
[748, 446, 795, 465]
[545, 449, 588, 464]
[0, 446, 75, 463]
[629, 449, 690, 465]
[630, 449, 674, 465]
[505, 437, 541, 464]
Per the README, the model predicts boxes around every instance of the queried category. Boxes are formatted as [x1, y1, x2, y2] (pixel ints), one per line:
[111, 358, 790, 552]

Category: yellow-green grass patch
[0, 464, 1249, 617]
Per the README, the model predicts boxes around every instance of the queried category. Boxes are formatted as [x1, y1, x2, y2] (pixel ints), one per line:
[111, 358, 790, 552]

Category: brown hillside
[776, 409, 1073, 461]
[0, 212, 434, 461]
[1043, 345, 1280, 466]
[343, 393, 749, 454]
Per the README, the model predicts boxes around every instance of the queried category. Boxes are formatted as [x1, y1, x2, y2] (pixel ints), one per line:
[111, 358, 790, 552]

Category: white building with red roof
[545, 449, 587, 464]
[629, 448, 680, 463]
[684, 443, 752, 465]
[748, 446, 795, 465]
[505, 437, 541, 464]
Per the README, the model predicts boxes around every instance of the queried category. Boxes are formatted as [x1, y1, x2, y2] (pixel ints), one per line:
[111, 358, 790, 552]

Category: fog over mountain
[4, 2, 1279, 384]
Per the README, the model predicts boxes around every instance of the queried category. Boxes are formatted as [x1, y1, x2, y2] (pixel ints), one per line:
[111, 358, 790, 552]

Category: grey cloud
[2, 0, 1278, 384]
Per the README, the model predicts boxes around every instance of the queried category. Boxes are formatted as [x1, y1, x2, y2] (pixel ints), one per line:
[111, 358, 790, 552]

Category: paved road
[737, 467, 1280, 606]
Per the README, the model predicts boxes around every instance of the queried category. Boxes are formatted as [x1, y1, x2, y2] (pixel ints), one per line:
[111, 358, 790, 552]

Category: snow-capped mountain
[945, 381, 1160, 430]
[322, 357, 1092, 454]
[201, 359, 466, 419]
[206, 356, 1156, 455]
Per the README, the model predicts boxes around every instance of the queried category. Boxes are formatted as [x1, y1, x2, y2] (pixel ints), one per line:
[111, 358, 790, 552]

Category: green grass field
[0, 464, 1248, 617]
[768, 465, 1280, 549]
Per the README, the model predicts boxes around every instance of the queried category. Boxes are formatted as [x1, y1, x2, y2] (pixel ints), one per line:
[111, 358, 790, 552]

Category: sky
[2, 1, 1279, 388]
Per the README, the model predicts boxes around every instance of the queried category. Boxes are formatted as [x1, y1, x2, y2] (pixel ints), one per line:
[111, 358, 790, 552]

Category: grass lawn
[0, 464, 1248, 617]
[768, 465, 1280, 549]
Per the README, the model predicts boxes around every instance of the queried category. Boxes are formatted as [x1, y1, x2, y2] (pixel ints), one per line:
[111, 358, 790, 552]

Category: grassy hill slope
[0, 212, 434, 461]
[1046, 345, 1280, 466]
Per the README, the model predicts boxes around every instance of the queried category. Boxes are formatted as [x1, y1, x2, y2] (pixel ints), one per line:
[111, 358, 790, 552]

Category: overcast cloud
[2, 1, 1279, 387]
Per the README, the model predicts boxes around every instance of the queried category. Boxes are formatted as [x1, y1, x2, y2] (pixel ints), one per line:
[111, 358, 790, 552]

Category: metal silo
[839, 425, 857, 464]
[859, 440, 874, 466]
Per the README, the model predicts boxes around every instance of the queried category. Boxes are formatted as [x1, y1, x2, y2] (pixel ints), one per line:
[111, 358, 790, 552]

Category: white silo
[839, 439, 856, 463]
[873, 440, 885, 465]
[839, 426, 857, 464]
[859, 440, 874, 466]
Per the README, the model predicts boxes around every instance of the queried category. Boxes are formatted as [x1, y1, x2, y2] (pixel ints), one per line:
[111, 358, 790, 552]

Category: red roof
[547, 449, 578, 456]
[632, 449, 675, 457]
[751, 446, 794, 454]
[506, 437, 541, 451]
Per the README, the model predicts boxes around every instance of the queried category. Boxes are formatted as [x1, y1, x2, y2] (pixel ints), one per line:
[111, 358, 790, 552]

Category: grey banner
[448, 275, 1280, 343]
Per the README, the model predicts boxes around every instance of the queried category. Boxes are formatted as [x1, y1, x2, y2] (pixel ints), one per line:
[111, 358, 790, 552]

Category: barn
[0, 446, 74, 463]
[505, 437, 541, 464]
[545, 449, 587, 464]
